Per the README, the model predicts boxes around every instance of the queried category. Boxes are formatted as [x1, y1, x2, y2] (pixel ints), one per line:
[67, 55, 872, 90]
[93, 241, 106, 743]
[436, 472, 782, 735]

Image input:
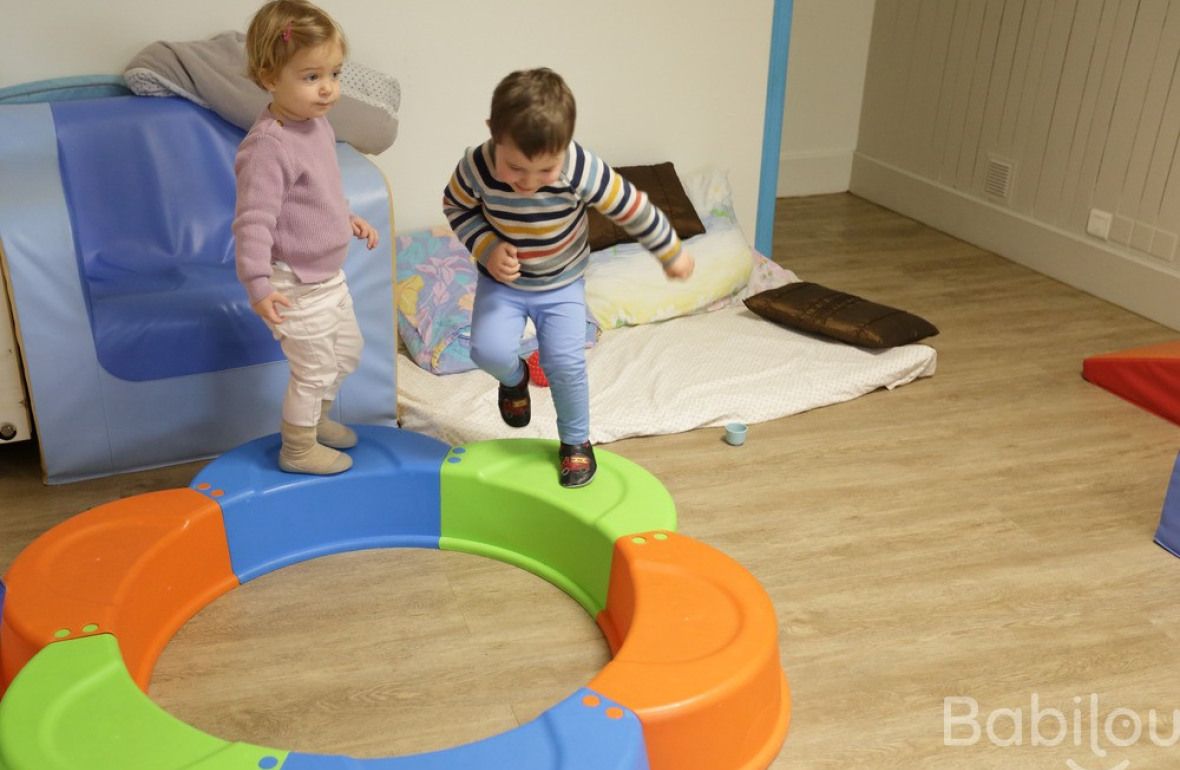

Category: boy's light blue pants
[470, 274, 589, 445]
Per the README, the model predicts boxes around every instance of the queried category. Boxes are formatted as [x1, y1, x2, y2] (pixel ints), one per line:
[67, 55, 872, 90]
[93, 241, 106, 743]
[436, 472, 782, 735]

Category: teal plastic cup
[724, 422, 748, 446]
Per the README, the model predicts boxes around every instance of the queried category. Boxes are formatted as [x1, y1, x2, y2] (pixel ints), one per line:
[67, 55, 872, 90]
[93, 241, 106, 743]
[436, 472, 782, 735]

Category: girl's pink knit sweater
[233, 109, 352, 304]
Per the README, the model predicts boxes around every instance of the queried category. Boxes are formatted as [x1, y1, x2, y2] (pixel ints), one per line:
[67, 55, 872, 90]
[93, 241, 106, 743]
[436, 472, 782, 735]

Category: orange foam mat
[1082, 340, 1180, 427]
[591, 531, 790, 770]
[0, 488, 237, 695]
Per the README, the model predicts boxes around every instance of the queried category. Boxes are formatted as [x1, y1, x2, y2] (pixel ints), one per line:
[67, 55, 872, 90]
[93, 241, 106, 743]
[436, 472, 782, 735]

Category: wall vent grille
[985, 156, 1014, 200]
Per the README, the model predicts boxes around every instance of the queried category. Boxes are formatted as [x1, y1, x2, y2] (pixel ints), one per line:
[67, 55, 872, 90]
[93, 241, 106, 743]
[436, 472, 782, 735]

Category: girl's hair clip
[281, 22, 292, 42]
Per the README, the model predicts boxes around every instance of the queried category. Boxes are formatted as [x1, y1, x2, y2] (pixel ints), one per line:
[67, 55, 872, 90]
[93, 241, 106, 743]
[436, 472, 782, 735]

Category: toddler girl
[234, 0, 379, 474]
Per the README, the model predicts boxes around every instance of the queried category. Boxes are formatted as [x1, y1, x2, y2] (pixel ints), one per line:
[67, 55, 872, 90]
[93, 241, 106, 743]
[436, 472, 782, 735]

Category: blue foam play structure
[52, 96, 279, 381]
[1154, 451, 1180, 557]
[0, 92, 397, 482]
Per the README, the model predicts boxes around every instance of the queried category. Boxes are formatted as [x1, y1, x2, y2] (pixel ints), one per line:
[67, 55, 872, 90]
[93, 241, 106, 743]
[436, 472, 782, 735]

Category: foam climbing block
[0, 634, 288, 770]
[1155, 451, 1180, 557]
[590, 531, 791, 770]
[1083, 341, 1180, 426]
[191, 426, 452, 583]
[51, 97, 275, 381]
[0, 97, 397, 483]
[439, 440, 677, 615]
[279, 689, 648, 769]
[0, 489, 236, 695]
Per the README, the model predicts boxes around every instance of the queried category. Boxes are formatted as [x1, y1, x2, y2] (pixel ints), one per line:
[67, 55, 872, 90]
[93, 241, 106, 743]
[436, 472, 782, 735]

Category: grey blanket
[124, 31, 399, 155]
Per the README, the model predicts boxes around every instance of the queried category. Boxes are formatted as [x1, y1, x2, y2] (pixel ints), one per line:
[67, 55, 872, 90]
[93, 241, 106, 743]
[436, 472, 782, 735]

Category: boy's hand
[252, 291, 292, 325]
[664, 251, 695, 280]
[487, 241, 521, 283]
[350, 215, 379, 249]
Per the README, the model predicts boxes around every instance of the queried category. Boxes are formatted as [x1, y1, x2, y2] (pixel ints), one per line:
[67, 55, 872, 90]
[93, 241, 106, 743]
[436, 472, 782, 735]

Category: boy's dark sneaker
[559, 441, 596, 488]
[497, 363, 531, 427]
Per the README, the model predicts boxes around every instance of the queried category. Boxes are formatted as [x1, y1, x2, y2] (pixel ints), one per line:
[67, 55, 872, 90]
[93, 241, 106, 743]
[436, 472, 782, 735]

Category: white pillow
[584, 169, 753, 329]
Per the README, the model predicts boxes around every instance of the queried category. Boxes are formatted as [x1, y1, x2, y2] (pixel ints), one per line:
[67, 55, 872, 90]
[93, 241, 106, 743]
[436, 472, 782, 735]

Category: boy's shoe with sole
[559, 441, 596, 488]
[498, 363, 531, 427]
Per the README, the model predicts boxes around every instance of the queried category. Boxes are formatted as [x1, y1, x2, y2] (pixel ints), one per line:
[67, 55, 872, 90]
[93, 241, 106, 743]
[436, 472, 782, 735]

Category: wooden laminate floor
[2, 194, 1178, 769]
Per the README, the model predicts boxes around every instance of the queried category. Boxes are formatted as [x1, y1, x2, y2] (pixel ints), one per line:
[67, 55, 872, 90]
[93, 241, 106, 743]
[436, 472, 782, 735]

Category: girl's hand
[252, 291, 292, 325]
[487, 241, 521, 283]
[664, 251, 695, 280]
[351, 215, 379, 249]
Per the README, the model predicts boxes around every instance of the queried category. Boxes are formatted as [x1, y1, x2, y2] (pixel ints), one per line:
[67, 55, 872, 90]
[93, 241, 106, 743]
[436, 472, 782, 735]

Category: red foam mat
[1082, 341, 1180, 427]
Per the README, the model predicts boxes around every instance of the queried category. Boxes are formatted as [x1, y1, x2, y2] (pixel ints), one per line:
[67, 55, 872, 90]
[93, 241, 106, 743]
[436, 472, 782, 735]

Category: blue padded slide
[52, 97, 280, 381]
[0, 75, 130, 104]
[0, 96, 397, 482]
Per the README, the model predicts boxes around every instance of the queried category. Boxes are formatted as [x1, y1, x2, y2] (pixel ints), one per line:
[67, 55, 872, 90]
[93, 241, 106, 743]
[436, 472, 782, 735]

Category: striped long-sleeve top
[442, 140, 683, 291]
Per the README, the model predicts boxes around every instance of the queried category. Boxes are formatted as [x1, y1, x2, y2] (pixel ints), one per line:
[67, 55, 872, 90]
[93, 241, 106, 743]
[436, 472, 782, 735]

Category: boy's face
[264, 39, 344, 123]
[492, 139, 565, 195]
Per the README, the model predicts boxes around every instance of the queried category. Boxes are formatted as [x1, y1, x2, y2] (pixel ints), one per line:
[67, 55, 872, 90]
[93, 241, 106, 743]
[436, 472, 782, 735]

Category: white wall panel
[0, 1, 772, 238]
[855, 0, 1180, 330]
[1032, 0, 1102, 222]
[778, 1, 877, 195]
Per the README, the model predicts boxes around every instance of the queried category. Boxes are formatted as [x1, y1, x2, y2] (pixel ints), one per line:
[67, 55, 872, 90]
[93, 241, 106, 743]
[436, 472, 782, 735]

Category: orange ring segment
[592, 531, 791, 770]
[0, 489, 238, 696]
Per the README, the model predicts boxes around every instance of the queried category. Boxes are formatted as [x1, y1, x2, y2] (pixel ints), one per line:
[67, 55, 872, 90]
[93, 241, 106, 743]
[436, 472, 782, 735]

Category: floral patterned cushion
[395, 226, 478, 374]
[396, 226, 598, 375]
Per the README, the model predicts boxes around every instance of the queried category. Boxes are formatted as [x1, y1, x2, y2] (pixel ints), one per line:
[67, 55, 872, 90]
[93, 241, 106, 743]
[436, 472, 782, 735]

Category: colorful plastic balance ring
[0, 426, 790, 769]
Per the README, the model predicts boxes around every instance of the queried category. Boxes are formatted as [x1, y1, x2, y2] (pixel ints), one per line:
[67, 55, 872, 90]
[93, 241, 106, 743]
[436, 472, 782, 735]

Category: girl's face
[264, 39, 344, 122]
[492, 139, 565, 195]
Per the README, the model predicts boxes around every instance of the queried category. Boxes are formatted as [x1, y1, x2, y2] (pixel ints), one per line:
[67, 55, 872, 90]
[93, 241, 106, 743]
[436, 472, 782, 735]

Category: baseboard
[850, 153, 1180, 333]
[777, 149, 853, 197]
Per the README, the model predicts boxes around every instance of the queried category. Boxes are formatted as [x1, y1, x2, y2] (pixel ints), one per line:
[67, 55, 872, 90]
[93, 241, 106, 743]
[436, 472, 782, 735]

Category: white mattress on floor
[396, 305, 937, 446]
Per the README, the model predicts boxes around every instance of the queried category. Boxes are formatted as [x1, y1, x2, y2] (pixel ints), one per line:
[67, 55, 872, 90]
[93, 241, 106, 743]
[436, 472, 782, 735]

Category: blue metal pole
[756, 0, 794, 257]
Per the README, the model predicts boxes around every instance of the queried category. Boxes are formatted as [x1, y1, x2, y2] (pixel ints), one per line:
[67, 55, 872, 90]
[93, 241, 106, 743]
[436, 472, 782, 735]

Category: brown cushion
[743, 282, 939, 348]
[586, 162, 707, 251]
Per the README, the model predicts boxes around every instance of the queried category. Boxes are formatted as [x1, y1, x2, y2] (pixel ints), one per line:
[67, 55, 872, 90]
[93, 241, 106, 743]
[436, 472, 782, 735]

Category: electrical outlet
[1109, 215, 1134, 245]
[1131, 223, 1156, 253]
[1087, 209, 1112, 240]
[1150, 230, 1177, 262]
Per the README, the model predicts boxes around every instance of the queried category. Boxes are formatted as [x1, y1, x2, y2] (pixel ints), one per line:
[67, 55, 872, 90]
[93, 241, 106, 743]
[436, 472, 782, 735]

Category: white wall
[852, 0, 1180, 332]
[1, 1, 772, 239]
[778, 0, 876, 196]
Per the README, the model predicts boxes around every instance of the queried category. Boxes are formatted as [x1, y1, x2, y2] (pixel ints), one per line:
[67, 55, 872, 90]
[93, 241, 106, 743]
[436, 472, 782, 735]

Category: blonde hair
[488, 68, 576, 158]
[245, 0, 347, 89]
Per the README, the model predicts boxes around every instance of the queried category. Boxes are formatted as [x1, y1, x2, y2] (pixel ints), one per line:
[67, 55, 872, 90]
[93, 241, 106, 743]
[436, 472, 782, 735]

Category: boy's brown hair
[488, 68, 576, 158]
[245, 0, 347, 89]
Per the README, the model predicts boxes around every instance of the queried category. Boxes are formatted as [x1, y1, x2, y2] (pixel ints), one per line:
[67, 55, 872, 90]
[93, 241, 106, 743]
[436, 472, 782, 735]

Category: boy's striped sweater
[443, 140, 683, 291]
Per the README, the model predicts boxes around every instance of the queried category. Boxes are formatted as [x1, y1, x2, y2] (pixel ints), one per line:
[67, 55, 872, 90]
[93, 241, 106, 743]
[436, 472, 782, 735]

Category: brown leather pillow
[743, 282, 939, 348]
[586, 162, 707, 251]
